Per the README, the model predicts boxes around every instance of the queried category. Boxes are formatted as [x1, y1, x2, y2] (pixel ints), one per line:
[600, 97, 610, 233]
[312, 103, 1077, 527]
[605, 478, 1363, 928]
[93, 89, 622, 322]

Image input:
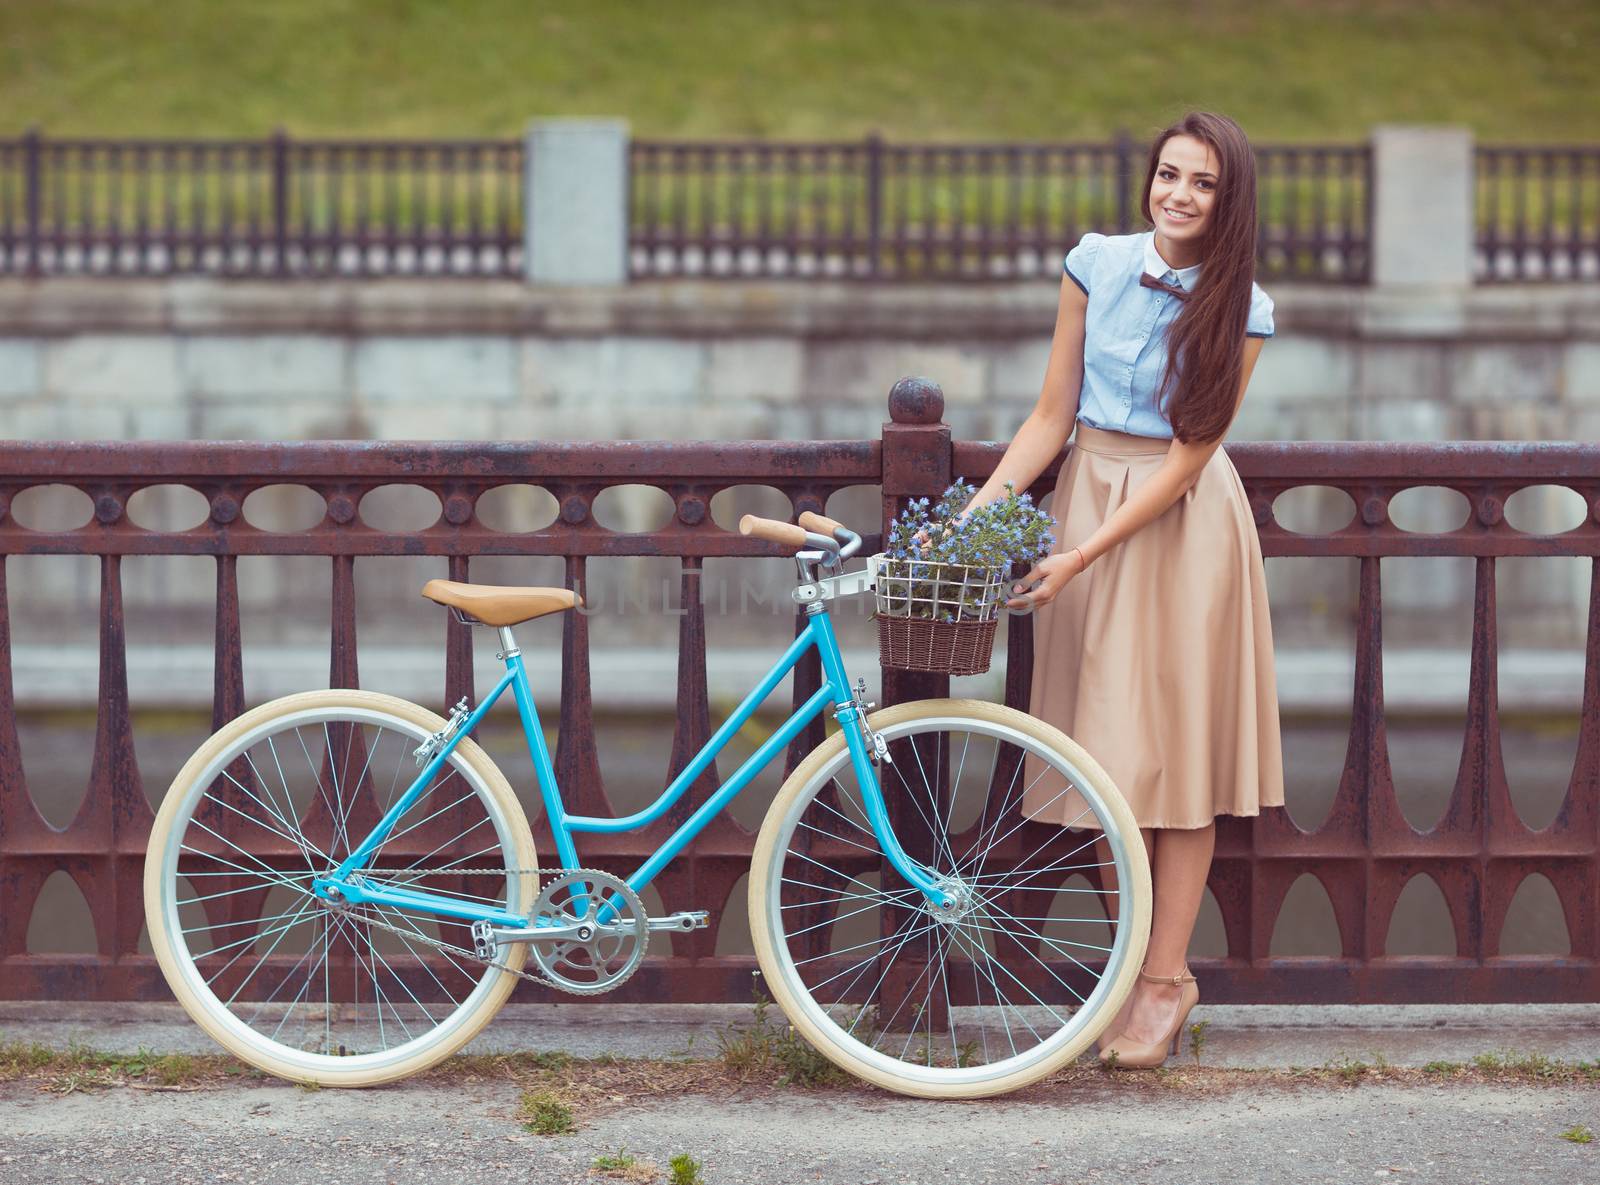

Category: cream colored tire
[749, 698, 1150, 1099]
[144, 689, 537, 1087]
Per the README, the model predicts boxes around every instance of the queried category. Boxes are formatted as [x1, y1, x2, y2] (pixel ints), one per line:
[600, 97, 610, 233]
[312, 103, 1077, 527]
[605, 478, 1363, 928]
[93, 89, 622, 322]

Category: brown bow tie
[1140, 271, 1190, 300]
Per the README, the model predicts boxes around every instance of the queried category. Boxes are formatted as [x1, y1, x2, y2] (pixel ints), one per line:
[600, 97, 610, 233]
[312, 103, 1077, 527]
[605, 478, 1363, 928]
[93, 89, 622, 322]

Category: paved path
[2, 1003, 1597, 1184]
[4, 1077, 1597, 1185]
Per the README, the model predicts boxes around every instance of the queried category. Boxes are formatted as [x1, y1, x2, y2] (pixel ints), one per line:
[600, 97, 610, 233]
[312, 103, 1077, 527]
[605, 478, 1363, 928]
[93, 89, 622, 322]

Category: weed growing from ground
[520, 1089, 576, 1135]
[591, 1148, 660, 1180]
[1187, 1019, 1209, 1064]
[1560, 1124, 1593, 1144]
[668, 1153, 704, 1185]
[527, 1050, 574, 1072]
[714, 990, 849, 1087]
[1327, 1054, 1381, 1083]
[1471, 1049, 1583, 1081]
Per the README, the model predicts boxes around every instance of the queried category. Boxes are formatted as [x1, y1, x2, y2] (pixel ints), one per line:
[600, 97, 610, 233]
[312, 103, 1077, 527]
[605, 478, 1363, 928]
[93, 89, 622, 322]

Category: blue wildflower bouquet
[877, 478, 1056, 625]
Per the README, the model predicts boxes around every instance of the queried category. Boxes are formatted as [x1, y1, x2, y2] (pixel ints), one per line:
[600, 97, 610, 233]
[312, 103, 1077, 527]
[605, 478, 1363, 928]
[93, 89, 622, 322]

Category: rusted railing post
[876, 377, 952, 1027]
[879, 376, 951, 710]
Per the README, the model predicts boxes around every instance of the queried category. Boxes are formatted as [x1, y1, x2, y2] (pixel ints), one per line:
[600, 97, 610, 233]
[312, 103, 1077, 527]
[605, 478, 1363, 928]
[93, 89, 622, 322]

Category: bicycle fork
[808, 614, 953, 912]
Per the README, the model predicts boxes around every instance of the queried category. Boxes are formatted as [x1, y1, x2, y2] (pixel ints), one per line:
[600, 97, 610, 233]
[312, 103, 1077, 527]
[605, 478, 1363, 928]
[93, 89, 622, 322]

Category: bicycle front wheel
[749, 698, 1151, 1099]
[144, 689, 537, 1087]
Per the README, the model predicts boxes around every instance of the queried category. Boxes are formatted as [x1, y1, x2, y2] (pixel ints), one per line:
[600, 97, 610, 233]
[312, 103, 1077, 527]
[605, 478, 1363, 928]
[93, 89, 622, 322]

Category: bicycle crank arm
[483, 921, 630, 947]
[647, 910, 711, 933]
[472, 911, 710, 957]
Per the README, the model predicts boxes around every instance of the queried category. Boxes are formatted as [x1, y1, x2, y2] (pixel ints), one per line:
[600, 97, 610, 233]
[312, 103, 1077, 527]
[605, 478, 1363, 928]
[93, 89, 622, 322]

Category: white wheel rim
[152, 706, 525, 1077]
[761, 714, 1142, 1089]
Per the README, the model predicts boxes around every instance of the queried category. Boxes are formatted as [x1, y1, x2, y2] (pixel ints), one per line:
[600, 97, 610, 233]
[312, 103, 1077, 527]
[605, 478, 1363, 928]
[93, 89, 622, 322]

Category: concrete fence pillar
[1370, 124, 1475, 288]
[525, 118, 630, 285]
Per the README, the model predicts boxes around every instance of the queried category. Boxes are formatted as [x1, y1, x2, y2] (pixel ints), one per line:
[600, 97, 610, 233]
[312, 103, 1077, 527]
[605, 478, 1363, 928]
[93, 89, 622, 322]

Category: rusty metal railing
[1, 378, 1596, 1003]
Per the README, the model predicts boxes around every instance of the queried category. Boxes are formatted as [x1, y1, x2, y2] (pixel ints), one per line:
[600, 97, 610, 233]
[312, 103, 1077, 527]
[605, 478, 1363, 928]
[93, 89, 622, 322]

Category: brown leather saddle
[420, 580, 584, 627]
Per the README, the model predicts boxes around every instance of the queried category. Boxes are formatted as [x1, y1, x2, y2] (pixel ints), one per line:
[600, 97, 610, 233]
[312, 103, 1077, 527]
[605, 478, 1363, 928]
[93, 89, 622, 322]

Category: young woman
[957, 111, 1286, 1069]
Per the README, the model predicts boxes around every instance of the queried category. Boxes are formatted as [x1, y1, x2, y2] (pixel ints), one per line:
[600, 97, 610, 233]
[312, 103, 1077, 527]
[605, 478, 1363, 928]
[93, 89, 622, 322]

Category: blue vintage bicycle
[144, 511, 1150, 1098]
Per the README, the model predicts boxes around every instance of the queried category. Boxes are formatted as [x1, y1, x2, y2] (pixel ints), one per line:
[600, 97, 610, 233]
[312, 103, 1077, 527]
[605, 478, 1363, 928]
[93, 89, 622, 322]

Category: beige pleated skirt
[1021, 421, 1286, 831]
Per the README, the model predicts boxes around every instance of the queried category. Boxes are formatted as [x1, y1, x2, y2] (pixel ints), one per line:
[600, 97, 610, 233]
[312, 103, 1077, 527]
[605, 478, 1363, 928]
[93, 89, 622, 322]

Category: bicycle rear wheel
[749, 698, 1150, 1098]
[144, 689, 537, 1086]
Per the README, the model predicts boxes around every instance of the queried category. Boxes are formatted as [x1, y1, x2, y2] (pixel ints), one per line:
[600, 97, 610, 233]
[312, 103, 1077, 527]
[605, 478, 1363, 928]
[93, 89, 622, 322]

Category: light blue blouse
[1064, 230, 1276, 440]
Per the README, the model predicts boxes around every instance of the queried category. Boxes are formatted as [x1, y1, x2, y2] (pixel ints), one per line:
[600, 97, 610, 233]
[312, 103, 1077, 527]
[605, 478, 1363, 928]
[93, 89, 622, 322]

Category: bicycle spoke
[959, 902, 1098, 1000]
[960, 776, 1098, 883]
[234, 754, 323, 872]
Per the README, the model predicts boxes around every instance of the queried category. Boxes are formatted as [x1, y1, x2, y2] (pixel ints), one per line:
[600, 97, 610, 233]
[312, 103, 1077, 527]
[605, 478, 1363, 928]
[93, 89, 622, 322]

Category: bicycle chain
[328, 866, 638, 996]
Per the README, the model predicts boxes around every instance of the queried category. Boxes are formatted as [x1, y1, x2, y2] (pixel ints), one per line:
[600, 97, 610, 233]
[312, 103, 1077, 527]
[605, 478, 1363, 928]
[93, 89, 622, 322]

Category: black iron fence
[630, 135, 1374, 284]
[0, 130, 1596, 284]
[1477, 144, 1600, 283]
[1, 379, 1597, 1005]
[0, 131, 524, 278]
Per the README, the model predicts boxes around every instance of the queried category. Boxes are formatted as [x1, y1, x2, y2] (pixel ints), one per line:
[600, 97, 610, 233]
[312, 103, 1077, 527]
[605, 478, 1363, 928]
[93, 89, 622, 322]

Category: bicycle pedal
[470, 920, 498, 960]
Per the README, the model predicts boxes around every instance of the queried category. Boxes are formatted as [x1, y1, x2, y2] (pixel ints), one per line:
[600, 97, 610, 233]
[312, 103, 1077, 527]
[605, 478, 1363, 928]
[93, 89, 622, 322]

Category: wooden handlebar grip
[797, 510, 845, 536]
[739, 514, 809, 548]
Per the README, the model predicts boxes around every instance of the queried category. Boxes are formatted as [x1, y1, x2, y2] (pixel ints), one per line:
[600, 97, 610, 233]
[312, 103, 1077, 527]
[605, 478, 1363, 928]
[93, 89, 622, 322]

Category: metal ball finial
[888, 376, 945, 425]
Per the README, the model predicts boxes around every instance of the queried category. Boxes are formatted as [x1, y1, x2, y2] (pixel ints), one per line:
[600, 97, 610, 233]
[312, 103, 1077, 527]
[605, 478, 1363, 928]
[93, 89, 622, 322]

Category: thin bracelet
[1071, 546, 1087, 568]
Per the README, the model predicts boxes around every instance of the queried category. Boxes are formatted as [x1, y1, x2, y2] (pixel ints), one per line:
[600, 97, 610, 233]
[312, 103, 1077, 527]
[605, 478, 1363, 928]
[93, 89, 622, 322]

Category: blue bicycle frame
[312, 608, 953, 924]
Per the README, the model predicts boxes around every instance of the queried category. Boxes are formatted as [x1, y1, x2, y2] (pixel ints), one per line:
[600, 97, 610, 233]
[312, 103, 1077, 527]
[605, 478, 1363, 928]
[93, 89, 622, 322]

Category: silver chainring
[331, 865, 648, 997]
[528, 869, 649, 996]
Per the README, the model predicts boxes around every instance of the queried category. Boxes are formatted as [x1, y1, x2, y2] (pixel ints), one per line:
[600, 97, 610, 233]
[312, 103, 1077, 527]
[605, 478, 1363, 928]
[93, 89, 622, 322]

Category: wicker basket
[872, 556, 1006, 675]
[874, 613, 1000, 676]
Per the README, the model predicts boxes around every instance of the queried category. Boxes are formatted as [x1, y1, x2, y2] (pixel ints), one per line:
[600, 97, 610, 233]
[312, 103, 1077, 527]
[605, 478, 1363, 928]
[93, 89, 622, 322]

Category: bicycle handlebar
[740, 512, 863, 568]
[739, 514, 809, 548]
[796, 510, 844, 536]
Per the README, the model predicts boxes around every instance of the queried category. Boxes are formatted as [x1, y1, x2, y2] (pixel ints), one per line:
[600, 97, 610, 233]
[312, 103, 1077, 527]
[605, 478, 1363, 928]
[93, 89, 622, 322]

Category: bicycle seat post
[496, 625, 521, 661]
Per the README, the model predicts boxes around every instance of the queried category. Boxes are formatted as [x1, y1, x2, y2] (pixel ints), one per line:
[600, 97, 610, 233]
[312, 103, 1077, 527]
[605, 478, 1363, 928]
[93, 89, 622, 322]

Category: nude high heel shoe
[1097, 964, 1199, 1069]
[1094, 985, 1138, 1054]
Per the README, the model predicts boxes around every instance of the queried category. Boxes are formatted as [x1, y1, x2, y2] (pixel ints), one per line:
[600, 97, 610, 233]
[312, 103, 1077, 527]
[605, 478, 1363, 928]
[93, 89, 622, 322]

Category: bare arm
[962, 273, 1088, 515]
[1005, 334, 1267, 609]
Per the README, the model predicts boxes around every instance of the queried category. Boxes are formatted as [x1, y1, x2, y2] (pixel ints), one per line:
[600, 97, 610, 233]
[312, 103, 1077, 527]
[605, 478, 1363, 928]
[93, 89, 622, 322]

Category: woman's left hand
[1004, 549, 1086, 612]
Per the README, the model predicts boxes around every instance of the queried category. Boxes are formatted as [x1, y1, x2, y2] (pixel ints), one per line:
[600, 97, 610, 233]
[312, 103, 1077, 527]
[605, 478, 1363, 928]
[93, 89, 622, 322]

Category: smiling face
[1147, 133, 1220, 263]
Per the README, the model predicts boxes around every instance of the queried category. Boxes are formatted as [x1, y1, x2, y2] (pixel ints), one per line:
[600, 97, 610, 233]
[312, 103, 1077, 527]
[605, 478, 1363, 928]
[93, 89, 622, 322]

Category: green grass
[0, 1, 1595, 141]
[0, 1038, 225, 1090]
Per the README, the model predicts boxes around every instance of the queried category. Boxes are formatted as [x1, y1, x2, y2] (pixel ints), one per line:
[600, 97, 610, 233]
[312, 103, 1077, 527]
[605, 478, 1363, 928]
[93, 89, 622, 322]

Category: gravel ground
[3, 1076, 1597, 1185]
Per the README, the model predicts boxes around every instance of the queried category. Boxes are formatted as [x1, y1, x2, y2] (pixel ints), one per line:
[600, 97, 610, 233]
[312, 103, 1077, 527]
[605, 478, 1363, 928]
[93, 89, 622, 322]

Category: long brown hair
[1142, 112, 1259, 445]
